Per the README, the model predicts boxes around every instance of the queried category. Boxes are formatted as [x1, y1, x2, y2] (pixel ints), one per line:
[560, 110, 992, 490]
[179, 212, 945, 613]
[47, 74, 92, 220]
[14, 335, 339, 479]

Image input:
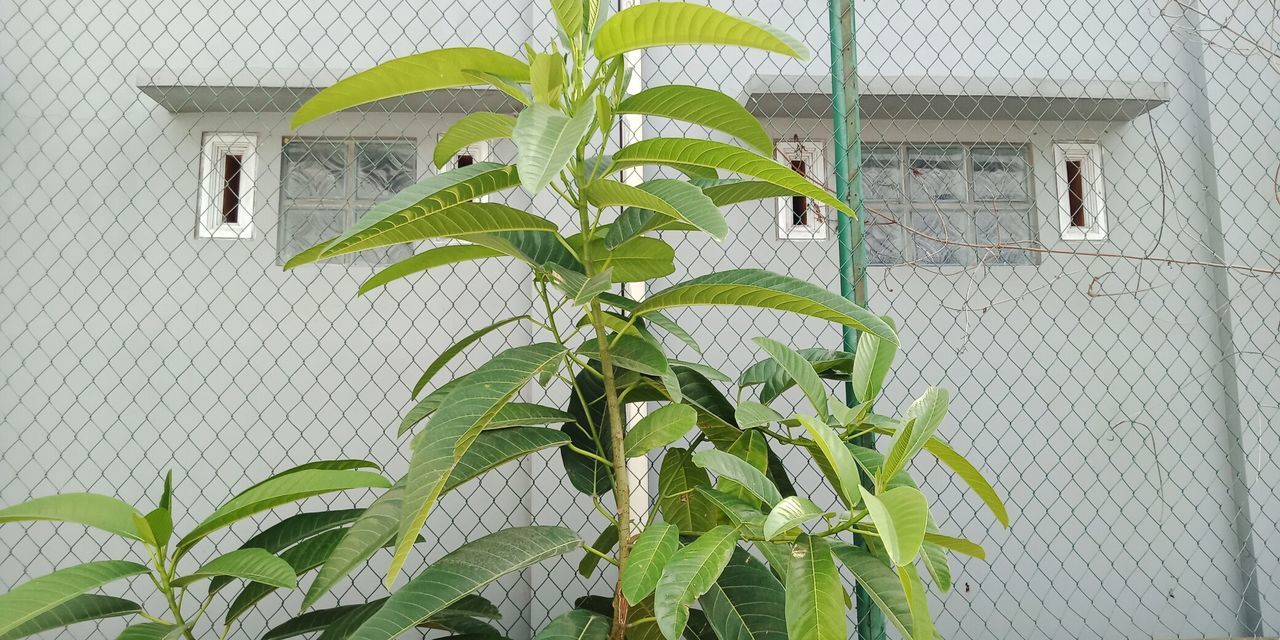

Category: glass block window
[277, 138, 417, 265]
[862, 143, 1038, 266]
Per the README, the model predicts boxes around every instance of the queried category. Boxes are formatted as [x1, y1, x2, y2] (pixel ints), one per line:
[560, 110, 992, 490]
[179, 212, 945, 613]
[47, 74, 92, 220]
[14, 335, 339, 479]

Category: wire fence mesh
[0, 0, 1276, 638]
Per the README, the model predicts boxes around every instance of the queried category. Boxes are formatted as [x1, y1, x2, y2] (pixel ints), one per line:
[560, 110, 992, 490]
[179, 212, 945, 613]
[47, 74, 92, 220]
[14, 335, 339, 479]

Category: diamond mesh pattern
[1, 0, 1276, 638]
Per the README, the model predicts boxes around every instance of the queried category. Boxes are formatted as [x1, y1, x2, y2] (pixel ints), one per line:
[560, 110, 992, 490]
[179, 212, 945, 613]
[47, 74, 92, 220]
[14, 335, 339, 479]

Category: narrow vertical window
[775, 138, 827, 241]
[221, 154, 243, 223]
[197, 133, 257, 239]
[456, 153, 475, 168]
[1054, 142, 1107, 240]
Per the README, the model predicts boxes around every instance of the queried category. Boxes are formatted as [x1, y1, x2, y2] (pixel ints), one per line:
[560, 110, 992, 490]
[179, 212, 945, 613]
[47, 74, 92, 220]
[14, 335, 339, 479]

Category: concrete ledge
[136, 67, 521, 114]
[745, 74, 1170, 121]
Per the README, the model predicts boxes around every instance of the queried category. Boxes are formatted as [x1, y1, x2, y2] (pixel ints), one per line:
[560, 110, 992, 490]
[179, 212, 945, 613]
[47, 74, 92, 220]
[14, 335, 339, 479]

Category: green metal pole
[827, 1, 884, 640]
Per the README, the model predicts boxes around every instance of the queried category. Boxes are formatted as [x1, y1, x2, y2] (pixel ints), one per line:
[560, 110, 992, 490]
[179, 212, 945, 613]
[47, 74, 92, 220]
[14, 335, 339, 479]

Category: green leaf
[734, 402, 782, 430]
[292, 48, 529, 127]
[920, 542, 951, 592]
[115, 623, 186, 640]
[350, 527, 580, 640]
[302, 490, 403, 612]
[550, 0, 584, 37]
[513, 102, 597, 193]
[529, 53, 566, 106]
[897, 563, 936, 640]
[694, 487, 764, 537]
[716, 431, 769, 505]
[830, 543, 915, 640]
[393, 343, 568, 583]
[461, 231, 583, 271]
[850, 316, 897, 403]
[880, 418, 917, 489]
[656, 448, 718, 535]
[653, 525, 738, 640]
[399, 374, 471, 435]
[612, 140, 846, 214]
[762, 497, 826, 542]
[785, 535, 845, 640]
[919, 438, 1008, 527]
[0, 594, 140, 640]
[408, 315, 531, 401]
[264, 604, 364, 640]
[210, 509, 362, 594]
[579, 333, 669, 377]
[589, 179, 728, 243]
[603, 207, 695, 250]
[699, 563, 786, 640]
[179, 470, 389, 550]
[0, 493, 143, 541]
[560, 368, 613, 496]
[433, 113, 517, 169]
[463, 69, 531, 105]
[922, 532, 985, 559]
[579, 525, 619, 577]
[143, 508, 172, 550]
[594, 3, 808, 60]
[624, 404, 697, 457]
[225, 529, 348, 623]
[902, 388, 950, 464]
[550, 264, 613, 305]
[361, 245, 504, 295]
[172, 548, 297, 589]
[333, 201, 552, 262]
[738, 348, 854, 405]
[622, 523, 679, 604]
[795, 415, 861, 509]
[534, 609, 610, 640]
[0, 561, 149, 637]
[694, 179, 798, 207]
[751, 338, 830, 420]
[596, 294, 701, 356]
[690, 450, 781, 507]
[634, 270, 896, 343]
[617, 86, 772, 155]
[594, 236, 676, 282]
[859, 486, 928, 566]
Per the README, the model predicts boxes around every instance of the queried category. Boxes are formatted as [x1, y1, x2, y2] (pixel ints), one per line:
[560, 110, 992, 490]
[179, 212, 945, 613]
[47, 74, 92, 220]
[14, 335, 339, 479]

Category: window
[1054, 142, 1107, 240]
[197, 133, 257, 238]
[278, 138, 417, 265]
[775, 138, 828, 241]
[861, 143, 1037, 266]
[446, 138, 491, 202]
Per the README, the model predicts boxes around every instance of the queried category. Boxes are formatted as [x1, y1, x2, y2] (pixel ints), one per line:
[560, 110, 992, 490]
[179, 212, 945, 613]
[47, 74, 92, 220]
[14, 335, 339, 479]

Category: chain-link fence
[2, 0, 1277, 637]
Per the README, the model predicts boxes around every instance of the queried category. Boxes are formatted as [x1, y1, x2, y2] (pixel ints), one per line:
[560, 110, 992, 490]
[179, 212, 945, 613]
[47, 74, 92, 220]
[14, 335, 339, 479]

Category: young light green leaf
[617, 86, 772, 155]
[0, 594, 140, 640]
[588, 179, 728, 243]
[578, 525, 619, 578]
[433, 113, 517, 169]
[410, 315, 530, 402]
[694, 179, 798, 207]
[350, 527, 581, 640]
[209, 509, 362, 594]
[622, 522, 679, 604]
[143, 508, 172, 551]
[172, 548, 297, 589]
[903, 388, 949, 462]
[624, 404, 697, 458]
[590, 236, 676, 282]
[850, 315, 897, 403]
[549, 264, 613, 305]
[463, 69, 532, 105]
[920, 541, 951, 592]
[533, 609, 610, 640]
[922, 532, 986, 559]
[829, 543, 916, 640]
[751, 338, 831, 420]
[634, 270, 896, 343]
[691, 450, 781, 507]
[292, 48, 529, 128]
[513, 102, 597, 193]
[392, 343, 568, 584]
[920, 438, 1008, 527]
[859, 486, 928, 566]
[734, 402, 783, 430]
[762, 496, 826, 541]
[529, 53, 566, 106]
[338, 201, 555, 263]
[795, 415, 861, 509]
[0, 561, 149, 637]
[653, 525, 739, 640]
[880, 418, 918, 488]
[612, 139, 846, 214]
[594, 3, 808, 60]
[898, 563, 936, 640]
[359, 237, 505, 291]
[699, 562, 787, 640]
[0, 493, 143, 542]
[550, 0, 584, 37]
[785, 535, 846, 640]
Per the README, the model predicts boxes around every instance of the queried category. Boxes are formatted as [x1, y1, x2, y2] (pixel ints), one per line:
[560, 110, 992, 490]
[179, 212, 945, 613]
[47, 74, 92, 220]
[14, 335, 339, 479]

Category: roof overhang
[744, 74, 1170, 121]
[136, 67, 521, 114]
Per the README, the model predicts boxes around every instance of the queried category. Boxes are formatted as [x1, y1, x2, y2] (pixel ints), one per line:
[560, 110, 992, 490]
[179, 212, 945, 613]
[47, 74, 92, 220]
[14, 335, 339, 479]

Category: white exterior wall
[1, 0, 1275, 638]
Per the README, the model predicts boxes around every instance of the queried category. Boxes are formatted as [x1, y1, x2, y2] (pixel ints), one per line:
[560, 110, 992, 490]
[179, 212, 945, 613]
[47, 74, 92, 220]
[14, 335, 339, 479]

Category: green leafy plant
[7, 3, 1015, 640]
[0, 461, 402, 639]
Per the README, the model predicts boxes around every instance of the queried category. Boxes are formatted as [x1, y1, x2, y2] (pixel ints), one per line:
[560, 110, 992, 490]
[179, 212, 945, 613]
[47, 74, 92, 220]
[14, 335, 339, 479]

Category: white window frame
[775, 138, 829, 241]
[446, 139, 492, 203]
[197, 132, 257, 239]
[1054, 142, 1107, 241]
